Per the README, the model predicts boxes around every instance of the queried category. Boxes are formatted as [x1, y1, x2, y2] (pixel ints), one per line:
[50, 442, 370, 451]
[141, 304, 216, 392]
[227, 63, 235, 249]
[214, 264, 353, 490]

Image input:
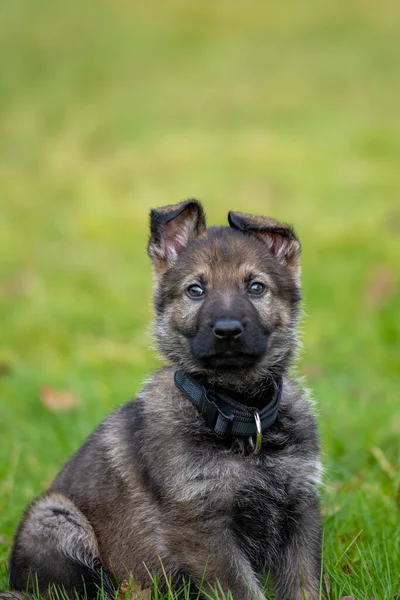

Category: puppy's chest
[172, 450, 289, 511]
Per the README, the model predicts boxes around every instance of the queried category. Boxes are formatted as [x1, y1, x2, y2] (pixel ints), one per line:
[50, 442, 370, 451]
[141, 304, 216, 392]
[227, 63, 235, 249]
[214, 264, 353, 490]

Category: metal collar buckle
[249, 410, 262, 454]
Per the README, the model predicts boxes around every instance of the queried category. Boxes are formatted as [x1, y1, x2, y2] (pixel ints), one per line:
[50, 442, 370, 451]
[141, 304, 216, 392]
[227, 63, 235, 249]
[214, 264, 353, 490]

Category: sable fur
[2, 200, 323, 600]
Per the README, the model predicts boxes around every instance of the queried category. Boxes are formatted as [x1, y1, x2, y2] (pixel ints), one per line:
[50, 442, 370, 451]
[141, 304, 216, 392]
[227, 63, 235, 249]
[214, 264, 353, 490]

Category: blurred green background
[0, 0, 399, 598]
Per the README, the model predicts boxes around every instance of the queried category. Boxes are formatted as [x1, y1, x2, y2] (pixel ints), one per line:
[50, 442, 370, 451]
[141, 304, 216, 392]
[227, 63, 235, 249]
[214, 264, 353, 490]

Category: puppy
[4, 200, 323, 600]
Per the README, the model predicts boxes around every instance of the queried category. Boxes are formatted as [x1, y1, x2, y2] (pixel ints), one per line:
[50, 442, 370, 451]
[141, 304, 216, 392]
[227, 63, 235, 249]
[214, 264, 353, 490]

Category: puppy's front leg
[165, 528, 265, 600]
[271, 496, 323, 600]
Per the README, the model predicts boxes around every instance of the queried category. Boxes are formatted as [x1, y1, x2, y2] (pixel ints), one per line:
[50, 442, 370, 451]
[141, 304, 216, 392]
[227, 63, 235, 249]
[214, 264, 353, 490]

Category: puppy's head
[148, 199, 302, 388]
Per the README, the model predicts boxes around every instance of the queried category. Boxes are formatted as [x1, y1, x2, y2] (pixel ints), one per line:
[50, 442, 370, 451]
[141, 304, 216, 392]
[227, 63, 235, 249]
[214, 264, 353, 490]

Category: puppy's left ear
[148, 199, 207, 274]
[228, 211, 301, 269]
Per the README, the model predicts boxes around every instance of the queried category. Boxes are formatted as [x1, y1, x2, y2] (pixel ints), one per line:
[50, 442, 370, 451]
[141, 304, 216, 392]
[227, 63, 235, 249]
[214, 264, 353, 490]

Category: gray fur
[3, 201, 324, 600]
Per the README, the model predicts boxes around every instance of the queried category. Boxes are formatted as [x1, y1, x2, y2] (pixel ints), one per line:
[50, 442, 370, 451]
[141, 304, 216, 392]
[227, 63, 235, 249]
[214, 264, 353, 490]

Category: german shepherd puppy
[2, 200, 323, 600]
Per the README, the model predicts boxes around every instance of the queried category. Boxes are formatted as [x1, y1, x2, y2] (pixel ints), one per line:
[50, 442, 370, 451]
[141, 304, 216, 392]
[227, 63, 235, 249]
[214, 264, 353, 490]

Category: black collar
[174, 370, 282, 450]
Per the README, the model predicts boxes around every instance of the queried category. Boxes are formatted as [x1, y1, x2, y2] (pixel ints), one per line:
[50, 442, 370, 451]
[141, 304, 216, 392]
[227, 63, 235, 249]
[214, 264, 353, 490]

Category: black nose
[213, 319, 244, 340]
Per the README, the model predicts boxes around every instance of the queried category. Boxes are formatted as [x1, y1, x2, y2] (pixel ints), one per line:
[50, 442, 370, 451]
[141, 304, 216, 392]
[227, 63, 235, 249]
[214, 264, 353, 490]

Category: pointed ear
[148, 199, 207, 274]
[228, 211, 301, 269]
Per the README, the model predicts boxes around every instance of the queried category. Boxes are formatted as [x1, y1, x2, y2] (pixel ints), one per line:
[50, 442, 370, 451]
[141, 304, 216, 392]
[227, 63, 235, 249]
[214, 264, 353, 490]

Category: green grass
[0, 0, 399, 598]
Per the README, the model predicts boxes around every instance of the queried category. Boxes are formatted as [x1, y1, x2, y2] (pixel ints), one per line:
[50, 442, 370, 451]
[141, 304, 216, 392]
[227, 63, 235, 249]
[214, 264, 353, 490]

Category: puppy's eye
[248, 282, 266, 296]
[187, 284, 204, 299]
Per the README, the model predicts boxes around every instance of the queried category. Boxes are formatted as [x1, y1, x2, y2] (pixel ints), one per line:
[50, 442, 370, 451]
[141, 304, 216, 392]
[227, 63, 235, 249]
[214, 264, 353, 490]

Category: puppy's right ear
[148, 199, 206, 274]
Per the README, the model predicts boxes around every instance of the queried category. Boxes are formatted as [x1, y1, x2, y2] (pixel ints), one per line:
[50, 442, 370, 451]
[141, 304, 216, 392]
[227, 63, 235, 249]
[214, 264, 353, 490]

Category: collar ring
[251, 410, 262, 454]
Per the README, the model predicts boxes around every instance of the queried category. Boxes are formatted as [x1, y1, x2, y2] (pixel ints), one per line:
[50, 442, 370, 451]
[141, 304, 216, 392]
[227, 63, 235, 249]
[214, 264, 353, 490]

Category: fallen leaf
[0, 362, 12, 377]
[1, 272, 36, 298]
[339, 597, 357, 600]
[364, 267, 397, 308]
[119, 577, 151, 600]
[341, 563, 353, 575]
[40, 388, 78, 413]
